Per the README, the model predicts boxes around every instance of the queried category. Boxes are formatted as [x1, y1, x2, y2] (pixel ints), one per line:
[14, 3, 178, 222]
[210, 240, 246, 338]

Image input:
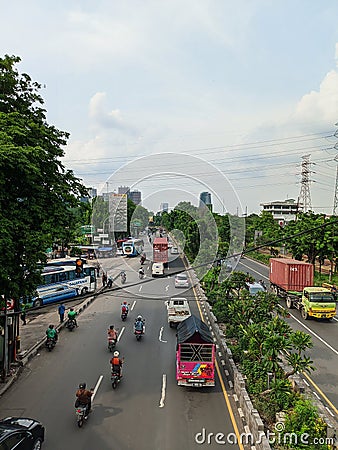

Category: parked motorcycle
[140, 255, 146, 265]
[66, 319, 76, 332]
[138, 270, 145, 280]
[75, 404, 88, 428]
[108, 337, 117, 352]
[111, 370, 121, 389]
[46, 337, 56, 351]
[107, 277, 113, 288]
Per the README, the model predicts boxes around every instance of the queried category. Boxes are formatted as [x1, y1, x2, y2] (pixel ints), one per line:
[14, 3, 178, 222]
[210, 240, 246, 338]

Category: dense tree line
[0, 55, 88, 304]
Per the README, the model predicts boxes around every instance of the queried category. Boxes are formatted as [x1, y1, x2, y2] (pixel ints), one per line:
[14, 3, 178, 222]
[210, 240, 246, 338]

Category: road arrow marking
[159, 326, 167, 343]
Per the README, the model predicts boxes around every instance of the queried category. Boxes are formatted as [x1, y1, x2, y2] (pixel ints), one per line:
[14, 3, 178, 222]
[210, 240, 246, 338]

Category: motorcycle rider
[67, 307, 78, 327]
[75, 383, 93, 418]
[134, 315, 145, 334]
[107, 325, 118, 343]
[110, 351, 124, 378]
[120, 270, 126, 282]
[46, 324, 58, 343]
[107, 275, 113, 288]
[121, 301, 129, 315]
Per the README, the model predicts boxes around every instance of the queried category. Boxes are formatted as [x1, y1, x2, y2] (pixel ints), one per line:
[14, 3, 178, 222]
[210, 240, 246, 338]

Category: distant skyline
[1, 1, 338, 215]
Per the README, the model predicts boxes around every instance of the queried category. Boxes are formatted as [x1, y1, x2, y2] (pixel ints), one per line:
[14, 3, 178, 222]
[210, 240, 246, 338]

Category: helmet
[70, 307, 74, 311]
[49, 324, 54, 329]
[109, 325, 114, 330]
[113, 351, 119, 357]
[137, 315, 142, 321]
[123, 301, 127, 305]
[79, 383, 86, 389]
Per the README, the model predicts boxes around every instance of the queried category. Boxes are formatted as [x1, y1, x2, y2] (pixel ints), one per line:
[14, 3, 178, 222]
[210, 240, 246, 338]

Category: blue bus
[22, 265, 97, 308]
[122, 239, 144, 257]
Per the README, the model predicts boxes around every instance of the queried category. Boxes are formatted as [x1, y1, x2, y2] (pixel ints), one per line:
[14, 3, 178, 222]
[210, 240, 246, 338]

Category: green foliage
[279, 397, 329, 449]
[0, 55, 87, 302]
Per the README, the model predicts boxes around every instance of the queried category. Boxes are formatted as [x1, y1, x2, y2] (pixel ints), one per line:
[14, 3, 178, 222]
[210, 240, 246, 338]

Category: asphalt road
[237, 256, 338, 416]
[0, 251, 245, 450]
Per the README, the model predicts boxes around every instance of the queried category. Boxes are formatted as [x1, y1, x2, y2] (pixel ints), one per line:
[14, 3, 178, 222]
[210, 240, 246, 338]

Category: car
[175, 273, 189, 288]
[152, 262, 164, 277]
[170, 247, 179, 255]
[0, 417, 45, 450]
[245, 282, 266, 295]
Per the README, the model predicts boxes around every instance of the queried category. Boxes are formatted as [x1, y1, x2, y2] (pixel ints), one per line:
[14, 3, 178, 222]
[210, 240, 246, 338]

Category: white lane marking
[159, 374, 167, 408]
[287, 312, 338, 356]
[165, 285, 169, 291]
[91, 375, 103, 401]
[313, 391, 320, 400]
[117, 327, 125, 342]
[139, 285, 143, 292]
[146, 266, 150, 271]
[325, 406, 335, 417]
[239, 261, 269, 280]
[131, 300, 136, 311]
[159, 326, 167, 343]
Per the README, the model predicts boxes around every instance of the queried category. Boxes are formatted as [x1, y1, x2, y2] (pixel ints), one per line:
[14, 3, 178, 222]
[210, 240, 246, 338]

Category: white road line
[117, 327, 125, 342]
[159, 374, 167, 408]
[131, 300, 136, 311]
[159, 326, 167, 343]
[165, 285, 169, 291]
[240, 260, 270, 280]
[91, 375, 103, 402]
[325, 406, 335, 417]
[139, 285, 143, 292]
[303, 379, 310, 387]
[313, 391, 320, 400]
[288, 314, 338, 356]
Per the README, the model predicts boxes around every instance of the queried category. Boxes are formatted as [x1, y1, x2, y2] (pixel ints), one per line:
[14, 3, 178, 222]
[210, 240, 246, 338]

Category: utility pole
[298, 154, 313, 213]
[332, 122, 338, 215]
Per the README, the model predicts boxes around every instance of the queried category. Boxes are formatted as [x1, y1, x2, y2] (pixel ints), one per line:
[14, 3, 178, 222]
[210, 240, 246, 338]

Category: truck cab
[301, 287, 336, 320]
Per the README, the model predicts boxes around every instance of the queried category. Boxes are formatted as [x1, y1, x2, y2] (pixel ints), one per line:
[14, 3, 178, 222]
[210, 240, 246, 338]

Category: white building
[260, 198, 303, 224]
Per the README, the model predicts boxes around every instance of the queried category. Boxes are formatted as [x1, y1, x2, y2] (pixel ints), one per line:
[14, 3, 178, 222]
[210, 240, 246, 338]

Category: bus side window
[68, 270, 76, 281]
[59, 273, 67, 282]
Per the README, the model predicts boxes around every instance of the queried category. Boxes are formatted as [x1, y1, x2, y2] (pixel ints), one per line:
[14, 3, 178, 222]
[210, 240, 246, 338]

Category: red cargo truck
[153, 237, 168, 267]
[270, 258, 313, 293]
[270, 258, 336, 320]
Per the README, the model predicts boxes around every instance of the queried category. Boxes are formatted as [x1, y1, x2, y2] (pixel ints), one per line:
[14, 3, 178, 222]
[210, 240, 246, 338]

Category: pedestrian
[102, 272, 107, 286]
[58, 303, 66, 323]
[20, 307, 27, 326]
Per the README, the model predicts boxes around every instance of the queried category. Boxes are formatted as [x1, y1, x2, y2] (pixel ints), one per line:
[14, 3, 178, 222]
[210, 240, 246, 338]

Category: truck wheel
[301, 308, 309, 320]
[286, 297, 293, 309]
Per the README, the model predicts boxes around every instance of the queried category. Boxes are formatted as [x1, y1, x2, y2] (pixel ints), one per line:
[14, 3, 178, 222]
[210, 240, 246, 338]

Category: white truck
[166, 297, 191, 328]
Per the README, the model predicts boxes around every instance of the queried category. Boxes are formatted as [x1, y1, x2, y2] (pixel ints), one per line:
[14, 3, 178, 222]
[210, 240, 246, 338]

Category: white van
[152, 262, 164, 277]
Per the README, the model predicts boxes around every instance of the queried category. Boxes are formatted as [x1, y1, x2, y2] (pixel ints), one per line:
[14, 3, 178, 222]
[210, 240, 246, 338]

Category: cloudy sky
[2, 0, 338, 215]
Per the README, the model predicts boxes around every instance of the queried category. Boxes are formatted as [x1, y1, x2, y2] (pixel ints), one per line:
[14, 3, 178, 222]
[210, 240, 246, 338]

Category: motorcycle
[121, 310, 128, 321]
[108, 337, 117, 352]
[46, 337, 56, 351]
[138, 270, 145, 279]
[107, 277, 113, 288]
[140, 255, 146, 265]
[66, 319, 76, 331]
[111, 370, 121, 389]
[120, 272, 126, 284]
[75, 404, 88, 428]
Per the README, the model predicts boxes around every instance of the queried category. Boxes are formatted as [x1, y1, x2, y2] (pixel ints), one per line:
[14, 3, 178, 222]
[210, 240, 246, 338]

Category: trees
[0, 54, 87, 305]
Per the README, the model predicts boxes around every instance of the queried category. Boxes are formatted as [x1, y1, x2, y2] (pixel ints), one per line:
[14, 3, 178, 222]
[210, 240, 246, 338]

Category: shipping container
[153, 237, 168, 265]
[269, 258, 313, 292]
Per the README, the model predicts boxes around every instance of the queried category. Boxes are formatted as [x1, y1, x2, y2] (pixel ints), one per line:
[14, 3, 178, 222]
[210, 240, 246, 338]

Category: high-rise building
[118, 186, 130, 195]
[199, 192, 212, 210]
[160, 202, 169, 212]
[128, 190, 142, 205]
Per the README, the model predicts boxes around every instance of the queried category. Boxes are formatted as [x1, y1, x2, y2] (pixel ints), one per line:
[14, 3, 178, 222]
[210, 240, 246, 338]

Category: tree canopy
[0, 55, 87, 302]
